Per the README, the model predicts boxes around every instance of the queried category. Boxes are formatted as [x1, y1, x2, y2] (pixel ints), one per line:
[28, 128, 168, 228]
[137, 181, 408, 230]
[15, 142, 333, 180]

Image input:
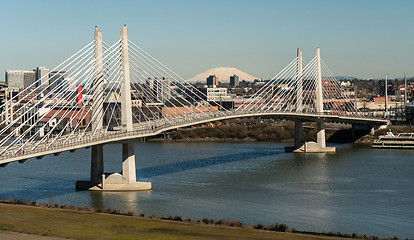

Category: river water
[0, 142, 413, 239]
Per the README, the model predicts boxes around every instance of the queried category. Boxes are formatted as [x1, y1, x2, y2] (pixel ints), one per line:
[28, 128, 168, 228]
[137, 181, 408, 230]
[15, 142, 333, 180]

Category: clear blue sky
[1, 0, 413, 81]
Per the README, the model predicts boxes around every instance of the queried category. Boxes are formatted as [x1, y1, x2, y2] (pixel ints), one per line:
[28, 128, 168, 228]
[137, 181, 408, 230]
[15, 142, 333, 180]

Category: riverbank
[148, 120, 367, 143]
[0, 200, 400, 240]
[148, 119, 413, 144]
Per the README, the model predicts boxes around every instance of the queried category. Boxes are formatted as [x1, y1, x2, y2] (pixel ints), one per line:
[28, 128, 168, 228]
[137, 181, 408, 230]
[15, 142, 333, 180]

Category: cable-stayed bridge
[0, 26, 387, 190]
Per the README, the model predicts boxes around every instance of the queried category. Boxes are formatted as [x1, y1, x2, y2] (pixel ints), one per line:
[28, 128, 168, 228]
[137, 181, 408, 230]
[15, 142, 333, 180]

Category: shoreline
[0, 199, 401, 240]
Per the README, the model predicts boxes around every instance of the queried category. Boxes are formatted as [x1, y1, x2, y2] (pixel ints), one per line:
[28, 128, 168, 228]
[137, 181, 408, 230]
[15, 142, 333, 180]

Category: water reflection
[89, 190, 151, 213]
[0, 142, 412, 238]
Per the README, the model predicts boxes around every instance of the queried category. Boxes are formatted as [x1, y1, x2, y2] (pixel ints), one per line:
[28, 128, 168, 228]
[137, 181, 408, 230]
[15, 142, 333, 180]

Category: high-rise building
[23, 70, 36, 89]
[147, 77, 172, 103]
[206, 87, 227, 102]
[49, 71, 68, 92]
[36, 67, 49, 89]
[230, 75, 239, 87]
[206, 75, 218, 86]
[155, 77, 171, 103]
[5, 70, 24, 91]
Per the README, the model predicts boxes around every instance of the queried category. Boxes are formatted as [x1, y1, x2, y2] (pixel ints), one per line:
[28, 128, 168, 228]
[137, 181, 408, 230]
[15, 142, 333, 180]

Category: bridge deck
[0, 111, 388, 166]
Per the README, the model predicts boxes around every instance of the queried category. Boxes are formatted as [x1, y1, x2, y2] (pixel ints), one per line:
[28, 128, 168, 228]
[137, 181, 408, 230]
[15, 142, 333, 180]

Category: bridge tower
[287, 48, 335, 153]
[77, 26, 151, 191]
[294, 48, 303, 149]
[89, 27, 104, 187]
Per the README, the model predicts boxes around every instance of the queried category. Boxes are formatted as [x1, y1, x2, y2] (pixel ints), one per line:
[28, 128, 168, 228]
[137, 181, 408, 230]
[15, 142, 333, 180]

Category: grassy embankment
[0, 200, 400, 240]
[0, 202, 347, 240]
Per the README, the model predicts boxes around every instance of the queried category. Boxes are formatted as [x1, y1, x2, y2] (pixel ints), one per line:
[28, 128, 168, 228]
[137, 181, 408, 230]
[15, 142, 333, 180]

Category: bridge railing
[0, 111, 223, 161]
[0, 110, 385, 163]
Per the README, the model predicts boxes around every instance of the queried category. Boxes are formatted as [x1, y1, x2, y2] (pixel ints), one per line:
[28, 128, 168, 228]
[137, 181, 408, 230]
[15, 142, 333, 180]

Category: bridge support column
[91, 144, 104, 185]
[76, 142, 151, 191]
[97, 141, 150, 191]
[294, 119, 303, 148]
[76, 26, 151, 191]
[76, 144, 105, 190]
[122, 142, 136, 183]
[285, 48, 335, 153]
[316, 119, 326, 149]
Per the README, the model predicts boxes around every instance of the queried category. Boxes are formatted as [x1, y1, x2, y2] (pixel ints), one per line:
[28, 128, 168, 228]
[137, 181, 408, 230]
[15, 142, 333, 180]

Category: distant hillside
[335, 76, 358, 80]
[187, 67, 259, 83]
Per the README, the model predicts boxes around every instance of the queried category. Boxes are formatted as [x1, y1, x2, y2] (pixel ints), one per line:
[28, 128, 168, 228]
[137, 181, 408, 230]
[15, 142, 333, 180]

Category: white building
[206, 87, 228, 102]
[36, 67, 50, 89]
[5, 70, 24, 91]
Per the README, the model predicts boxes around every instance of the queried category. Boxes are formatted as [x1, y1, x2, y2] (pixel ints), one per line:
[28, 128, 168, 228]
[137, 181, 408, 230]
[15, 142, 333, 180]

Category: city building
[5, 70, 24, 91]
[405, 102, 414, 125]
[147, 77, 172, 103]
[230, 75, 239, 87]
[37, 106, 92, 129]
[36, 67, 50, 89]
[206, 75, 218, 86]
[23, 70, 36, 89]
[206, 87, 228, 102]
[49, 71, 68, 92]
[395, 84, 414, 102]
[0, 82, 12, 123]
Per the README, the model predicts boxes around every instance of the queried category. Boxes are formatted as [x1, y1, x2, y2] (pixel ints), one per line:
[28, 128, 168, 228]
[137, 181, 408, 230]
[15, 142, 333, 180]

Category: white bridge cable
[236, 57, 298, 112]
[29, 65, 96, 150]
[260, 58, 307, 112]
[126, 54, 171, 123]
[128, 67, 176, 124]
[300, 62, 319, 113]
[127, 56, 189, 118]
[57, 48, 123, 145]
[0, 43, 95, 133]
[104, 82, 124, 134]
[74, 43, 127, 141]
[268, 59, 312, 113]
[128, 40, 229, 113]
[0, 47, 97, 150]
[12, 54, 101, 153]
[128, 70, 201, 128]
[17, 63, 97, 152]
[0, 47, 95, 139]
[74, 57, 124, 140]
[17, 41, 121, 146]
[128, 75, 159, 122]
[3, 41, 121, 154]
[236, 59, 298, 112]
[320, 60, 364, 117]
[297, 58, 318, 113]
[127, 41, 216, 111]
[244, 59, 299, 112]
[74, 74, 122, 142]
[127, 58, 220, 129]
[99, 46, 124, 131]
[127, 52, 207, 121]
[127, 44, 219, 117]
[259, 64, 299, 112]
[0, 41, 94, 115]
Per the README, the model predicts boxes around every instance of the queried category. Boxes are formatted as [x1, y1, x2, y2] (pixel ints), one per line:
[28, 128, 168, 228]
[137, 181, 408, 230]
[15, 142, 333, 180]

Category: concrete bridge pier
[76, 25, 151, 191]
[122, 142, 137, 183]
[76, 142, 151, 191]
[286, 119, 335, 153]
[306, 119, 335, 152]
[100, 141, 151, 191]
[91, 144, 104, 185]
[316, 119, 326, 148]
[294, 119, 303, 148]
